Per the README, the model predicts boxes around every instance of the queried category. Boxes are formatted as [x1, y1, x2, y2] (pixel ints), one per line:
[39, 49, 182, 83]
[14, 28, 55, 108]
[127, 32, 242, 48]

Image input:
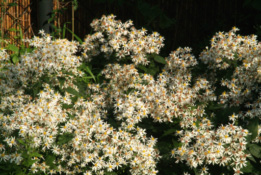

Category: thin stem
[72, 2, 74, 41]
[57, 0, 61, 38]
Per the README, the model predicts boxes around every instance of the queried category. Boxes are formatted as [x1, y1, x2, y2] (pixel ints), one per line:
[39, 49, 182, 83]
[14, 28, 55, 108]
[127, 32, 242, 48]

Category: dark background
[31, 0, 261, 57]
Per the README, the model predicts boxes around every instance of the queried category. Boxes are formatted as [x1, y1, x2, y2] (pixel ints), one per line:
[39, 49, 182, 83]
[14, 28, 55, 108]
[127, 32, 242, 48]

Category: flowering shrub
[0, 15, 260, 175]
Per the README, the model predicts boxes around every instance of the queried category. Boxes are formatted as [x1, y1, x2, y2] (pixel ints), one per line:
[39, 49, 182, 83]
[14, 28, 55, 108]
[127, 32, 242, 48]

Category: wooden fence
[0, 0, 32, 47]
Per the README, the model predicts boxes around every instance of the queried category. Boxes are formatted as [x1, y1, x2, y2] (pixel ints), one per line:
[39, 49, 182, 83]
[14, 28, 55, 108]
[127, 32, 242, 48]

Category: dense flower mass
[81, 14, 164, 65]
[0, 84, 159, 174]
[0, 31, 82, 95]
[199, 27, 261, 119]
[0, 15, 260, 175]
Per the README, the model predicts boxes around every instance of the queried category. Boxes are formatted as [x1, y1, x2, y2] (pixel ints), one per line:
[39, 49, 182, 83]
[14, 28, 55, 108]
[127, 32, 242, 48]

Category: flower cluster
[171, 117, 249, 175]
[0, 47, 9, 62]
[81, 14, 164, 65]
[200, 27, 261, 119]
[0, 83, 159, 174]
[24, 31, 82, 77]
[0, 31, 82, 95]
[100, 47, 215, 128]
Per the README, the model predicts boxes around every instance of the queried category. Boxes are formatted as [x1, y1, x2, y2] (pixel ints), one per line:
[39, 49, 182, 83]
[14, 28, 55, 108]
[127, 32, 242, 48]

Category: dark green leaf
[29, 152, 42, 158]
[248, 155, 256, 163]
[0, 165, 11, 171]
[251, 0, 261, 10]
[8, 3, 17, 6]
[247, 118, 259, 142]
[104, 172, 118, 175]
[161, 128, 176, 137]
[62, 104, 73, 109]
[172, 139, 182, 148]
[22, 159, 37, 168]
[57, 133, 74, 145]
[249, 144, 261, 158]
[15, 172, 26, 175]
[58, 77, 66, 86]
[159, 15, 175, 29]
[154, 55, 166, 64]
[46, 154, 56, 166]
[137, 65, 148, 72]
[65, 87, 79, 96]
[241, 161, 253, 173]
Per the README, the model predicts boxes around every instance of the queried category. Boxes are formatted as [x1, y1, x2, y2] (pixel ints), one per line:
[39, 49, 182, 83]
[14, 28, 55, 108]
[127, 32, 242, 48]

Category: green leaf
[247, 118, 259, 141]
[72, 0, 78, 10]
[62, 103, 73, 109]
[104, 172, 118, 175]
[96, 73, 102, 83]
[8, 28, 17, 32]
[62, 22, 71, 38]
[249, 144, 261, 158]
[65, 87, 79, 96]
[138, 1, 160, 21]
[0, 165, 11, 171]
[208, 103, 224, 110]
[57, 133, 74, 145]
[137, 65, 148, 72]
[19, 25, 25, 49]
[248, 155, 256, 163]
[6, 44, 19, 54]
[46, 154, 56, 166]
[241, 161, 253, 173]
[22, 159, 37, 168]
[153, 55, 166, 64]
[161, 128, 176, 137]
[65, 27, 83, 44]
[80, 76, 94, 83]
[195, 120, 200, 128]
[172, 139, 182, 148]
[17, 139, 25, 145]
[12, 55, 19, 63]
[15, 171, 26, 175]
[159, 14, 175, 29]
[8, 3, 17, 6]
[193, 168, 200, 175]
[79, 64, 96, 82]
[29, 152, 42, 158]
[25, 47, 33, 53]
[58, 77, 66, 86]
[85, 66, 96, 82]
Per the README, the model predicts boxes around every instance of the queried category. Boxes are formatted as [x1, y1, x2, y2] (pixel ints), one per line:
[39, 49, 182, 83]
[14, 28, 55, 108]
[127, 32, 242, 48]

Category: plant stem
[72, 2, 74, 41]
